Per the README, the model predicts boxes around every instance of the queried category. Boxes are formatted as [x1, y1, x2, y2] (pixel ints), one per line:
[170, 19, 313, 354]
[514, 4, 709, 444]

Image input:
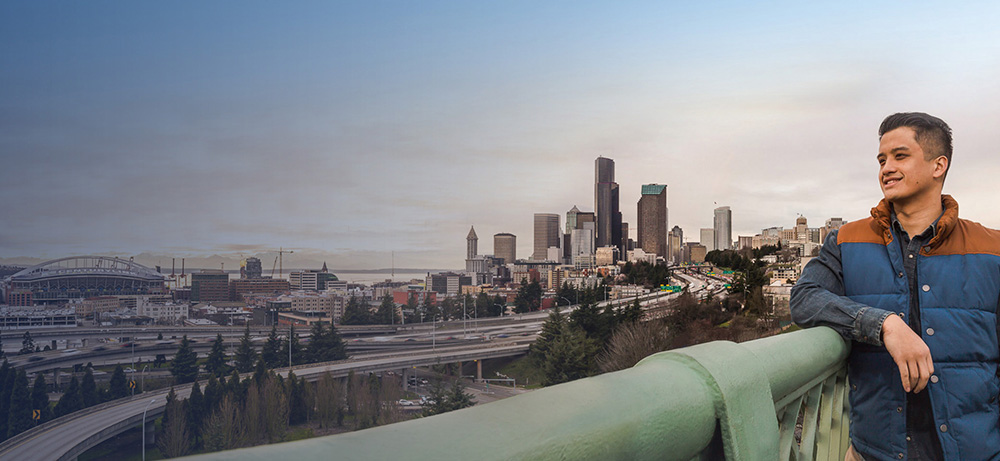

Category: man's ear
[933, 155, 949, 180]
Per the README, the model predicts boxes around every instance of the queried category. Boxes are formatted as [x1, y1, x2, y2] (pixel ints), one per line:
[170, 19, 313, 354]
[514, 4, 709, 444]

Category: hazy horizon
[5, 2, 1000, 269]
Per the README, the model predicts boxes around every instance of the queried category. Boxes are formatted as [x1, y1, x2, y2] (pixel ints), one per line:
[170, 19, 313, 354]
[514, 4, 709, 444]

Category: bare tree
[348, 373, 378, 430]
[243, 383, 264, 445]
[314, 372, 343, 428]
[376, 375, 403, 426]
[597, 319, 673, 373]
[157, 400, 190, 458]
[261, 375, 288, 442]
[203, 395, 246, 452]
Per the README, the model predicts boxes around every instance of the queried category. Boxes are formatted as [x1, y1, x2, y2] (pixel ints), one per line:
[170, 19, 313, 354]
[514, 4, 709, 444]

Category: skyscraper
[700, 228, 716, 252]
[533, 213, 561, 261]
[493, 233, 516, 265]
[566, 206, 580, 234]
[637, 184, 668, 259]
[714, 206, 732, 251]
[595, 157, 618, 249]
[466, 226, 478, 260]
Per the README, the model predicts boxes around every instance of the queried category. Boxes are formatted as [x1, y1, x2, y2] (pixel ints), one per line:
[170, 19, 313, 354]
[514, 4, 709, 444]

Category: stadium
[2, 256, 166, 305]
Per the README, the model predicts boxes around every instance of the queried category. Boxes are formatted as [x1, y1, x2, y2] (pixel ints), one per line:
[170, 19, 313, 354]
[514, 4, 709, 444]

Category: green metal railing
[187, 327, 850, 460]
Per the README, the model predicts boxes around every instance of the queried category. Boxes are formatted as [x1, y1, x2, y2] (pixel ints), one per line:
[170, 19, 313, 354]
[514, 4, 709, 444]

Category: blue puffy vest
[839, 196, 1000, 460]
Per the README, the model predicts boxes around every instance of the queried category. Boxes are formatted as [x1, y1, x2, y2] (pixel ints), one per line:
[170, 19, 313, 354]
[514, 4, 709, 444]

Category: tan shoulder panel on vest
[837, 217, 886, 245]
[925, 219, 1000, 257]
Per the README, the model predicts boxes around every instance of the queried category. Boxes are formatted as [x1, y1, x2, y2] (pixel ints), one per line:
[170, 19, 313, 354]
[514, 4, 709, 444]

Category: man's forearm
[790, 281, 893, 346]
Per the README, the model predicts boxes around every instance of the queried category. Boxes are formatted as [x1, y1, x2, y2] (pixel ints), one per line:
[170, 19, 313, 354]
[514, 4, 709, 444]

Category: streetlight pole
[142, 398, 156, 461]
[140, 365, 148, 393]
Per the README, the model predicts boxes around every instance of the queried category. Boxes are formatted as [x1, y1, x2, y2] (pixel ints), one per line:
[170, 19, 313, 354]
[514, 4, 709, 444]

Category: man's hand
[881, 314, 934, 393]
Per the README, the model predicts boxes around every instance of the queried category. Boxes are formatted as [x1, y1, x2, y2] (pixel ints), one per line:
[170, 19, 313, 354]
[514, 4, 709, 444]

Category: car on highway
[398, 399, 415, 406]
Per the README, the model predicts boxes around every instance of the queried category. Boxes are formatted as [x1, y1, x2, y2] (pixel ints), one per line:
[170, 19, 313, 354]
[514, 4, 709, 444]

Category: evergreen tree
[405, 293, 420, 323]
[54, 376, 82, 417]
[204, 333, 229, 378]
[287, 372, 308, 425]
[374, 294, 399, 324]
[279, 326, 304, 366]
[514, 279, 542, 313]
[307, 322, 347, 363]
[542, 324, 598, 386]
[171, 335, 199, 384]
[253, 357, 268, 384]
[186, 381, 204, 448]
[19, 331, 35, 355]
[157, 332, 164, 340]
[261, 325, 281, 369]
[7, 369, 34, 438]
[0, 362, 14, 440]
[81, 367, 99, 407]
[154, 354, 167, 368]
[421, 293, 439, 321]
[340, 296, 372, 325]
[31, 373, 51, 424]
[108, 365, 129, 400]
[489, 295, 505, 317]
[234, 324, 257, 373]
[446, 379, 476, 411]
[7, 370, 32, 438]
[204, 376, 223, 415]
[529, 308, 566, 364]
[617, 298, 642, 325]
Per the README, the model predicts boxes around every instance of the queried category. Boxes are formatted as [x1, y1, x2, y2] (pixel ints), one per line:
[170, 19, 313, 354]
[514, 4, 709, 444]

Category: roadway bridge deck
[0, 342, 529, 461]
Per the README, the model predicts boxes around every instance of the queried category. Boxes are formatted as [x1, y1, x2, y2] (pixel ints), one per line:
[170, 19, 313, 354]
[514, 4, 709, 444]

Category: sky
[4, 1, 1000, 270]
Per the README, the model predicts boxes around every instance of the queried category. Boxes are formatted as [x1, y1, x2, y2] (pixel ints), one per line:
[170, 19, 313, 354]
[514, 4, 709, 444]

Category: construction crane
[269, 248, 294, 278]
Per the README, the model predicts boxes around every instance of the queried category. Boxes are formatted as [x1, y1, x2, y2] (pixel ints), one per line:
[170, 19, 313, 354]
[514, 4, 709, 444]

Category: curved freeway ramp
[0, 342, 529, 460]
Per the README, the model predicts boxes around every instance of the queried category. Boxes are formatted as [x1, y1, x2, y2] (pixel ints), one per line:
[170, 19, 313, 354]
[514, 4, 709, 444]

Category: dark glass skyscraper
[637, 184, 668, 259]
[595, 157, 621, 253]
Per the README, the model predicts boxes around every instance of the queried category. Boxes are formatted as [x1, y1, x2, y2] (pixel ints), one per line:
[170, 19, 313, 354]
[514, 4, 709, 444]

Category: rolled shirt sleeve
[790, 230, 894, 346]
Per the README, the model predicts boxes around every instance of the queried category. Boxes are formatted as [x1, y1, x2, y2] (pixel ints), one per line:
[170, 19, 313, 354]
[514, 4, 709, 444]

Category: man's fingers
[913, 360, 930, 394]
[898, 360, 912, 392]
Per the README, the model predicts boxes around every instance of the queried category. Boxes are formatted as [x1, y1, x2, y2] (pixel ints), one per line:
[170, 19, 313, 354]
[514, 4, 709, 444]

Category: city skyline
[4, 2, 1000, 269]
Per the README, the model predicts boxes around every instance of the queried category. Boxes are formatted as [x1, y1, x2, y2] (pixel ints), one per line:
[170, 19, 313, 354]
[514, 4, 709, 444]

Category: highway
[0, 340, 532, 461]
[0, 276, 728, 460]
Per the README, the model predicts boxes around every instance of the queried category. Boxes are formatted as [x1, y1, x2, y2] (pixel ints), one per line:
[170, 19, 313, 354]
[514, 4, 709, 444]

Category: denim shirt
[790, 213, 940, 345]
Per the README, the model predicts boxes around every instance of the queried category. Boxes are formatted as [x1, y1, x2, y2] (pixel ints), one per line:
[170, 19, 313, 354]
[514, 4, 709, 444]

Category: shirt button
[899, 312, 905, 318]
[906, 436, 912, 442]
[940, 424, 948, 433]
[930, 375, 939, 383]
[908, 254, 914, 259]
[896, 406, 903, 413]
[898, 454, 904, 459]
[926, 328, 935, 336]
[898, 271, 904, 277]
[922, 284, 930, 292]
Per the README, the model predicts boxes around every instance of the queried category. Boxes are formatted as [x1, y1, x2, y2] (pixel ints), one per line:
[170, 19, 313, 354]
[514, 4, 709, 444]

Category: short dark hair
[878, 112, 953, 170]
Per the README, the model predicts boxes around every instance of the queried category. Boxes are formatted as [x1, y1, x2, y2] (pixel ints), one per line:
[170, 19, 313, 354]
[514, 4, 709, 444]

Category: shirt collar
[889, 209, 942, 240]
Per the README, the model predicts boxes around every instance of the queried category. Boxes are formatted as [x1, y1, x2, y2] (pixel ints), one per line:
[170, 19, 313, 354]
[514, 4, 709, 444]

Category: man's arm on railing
[790, 230, 891, 346]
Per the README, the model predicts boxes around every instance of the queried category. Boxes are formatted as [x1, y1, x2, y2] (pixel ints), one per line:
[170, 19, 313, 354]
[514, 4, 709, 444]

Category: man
[791, 112, 1000, 460]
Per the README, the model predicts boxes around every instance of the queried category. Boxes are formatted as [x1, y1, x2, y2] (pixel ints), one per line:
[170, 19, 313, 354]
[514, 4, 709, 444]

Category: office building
[466, 226, 478, 260]
[714, 206, 732, 251]
[700, 228, 716, 253]
[533, 213, 560, 261]
[493, 233, 516, 265]
[595, 157, 622, 254]
[637, 184, 668, 260]
[242, 257, 263, 279]
[191, 270, 230, 302]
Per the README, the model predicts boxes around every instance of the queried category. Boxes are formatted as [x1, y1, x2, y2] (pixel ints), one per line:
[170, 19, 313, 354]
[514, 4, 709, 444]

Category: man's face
[877, 127, 945, 205]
